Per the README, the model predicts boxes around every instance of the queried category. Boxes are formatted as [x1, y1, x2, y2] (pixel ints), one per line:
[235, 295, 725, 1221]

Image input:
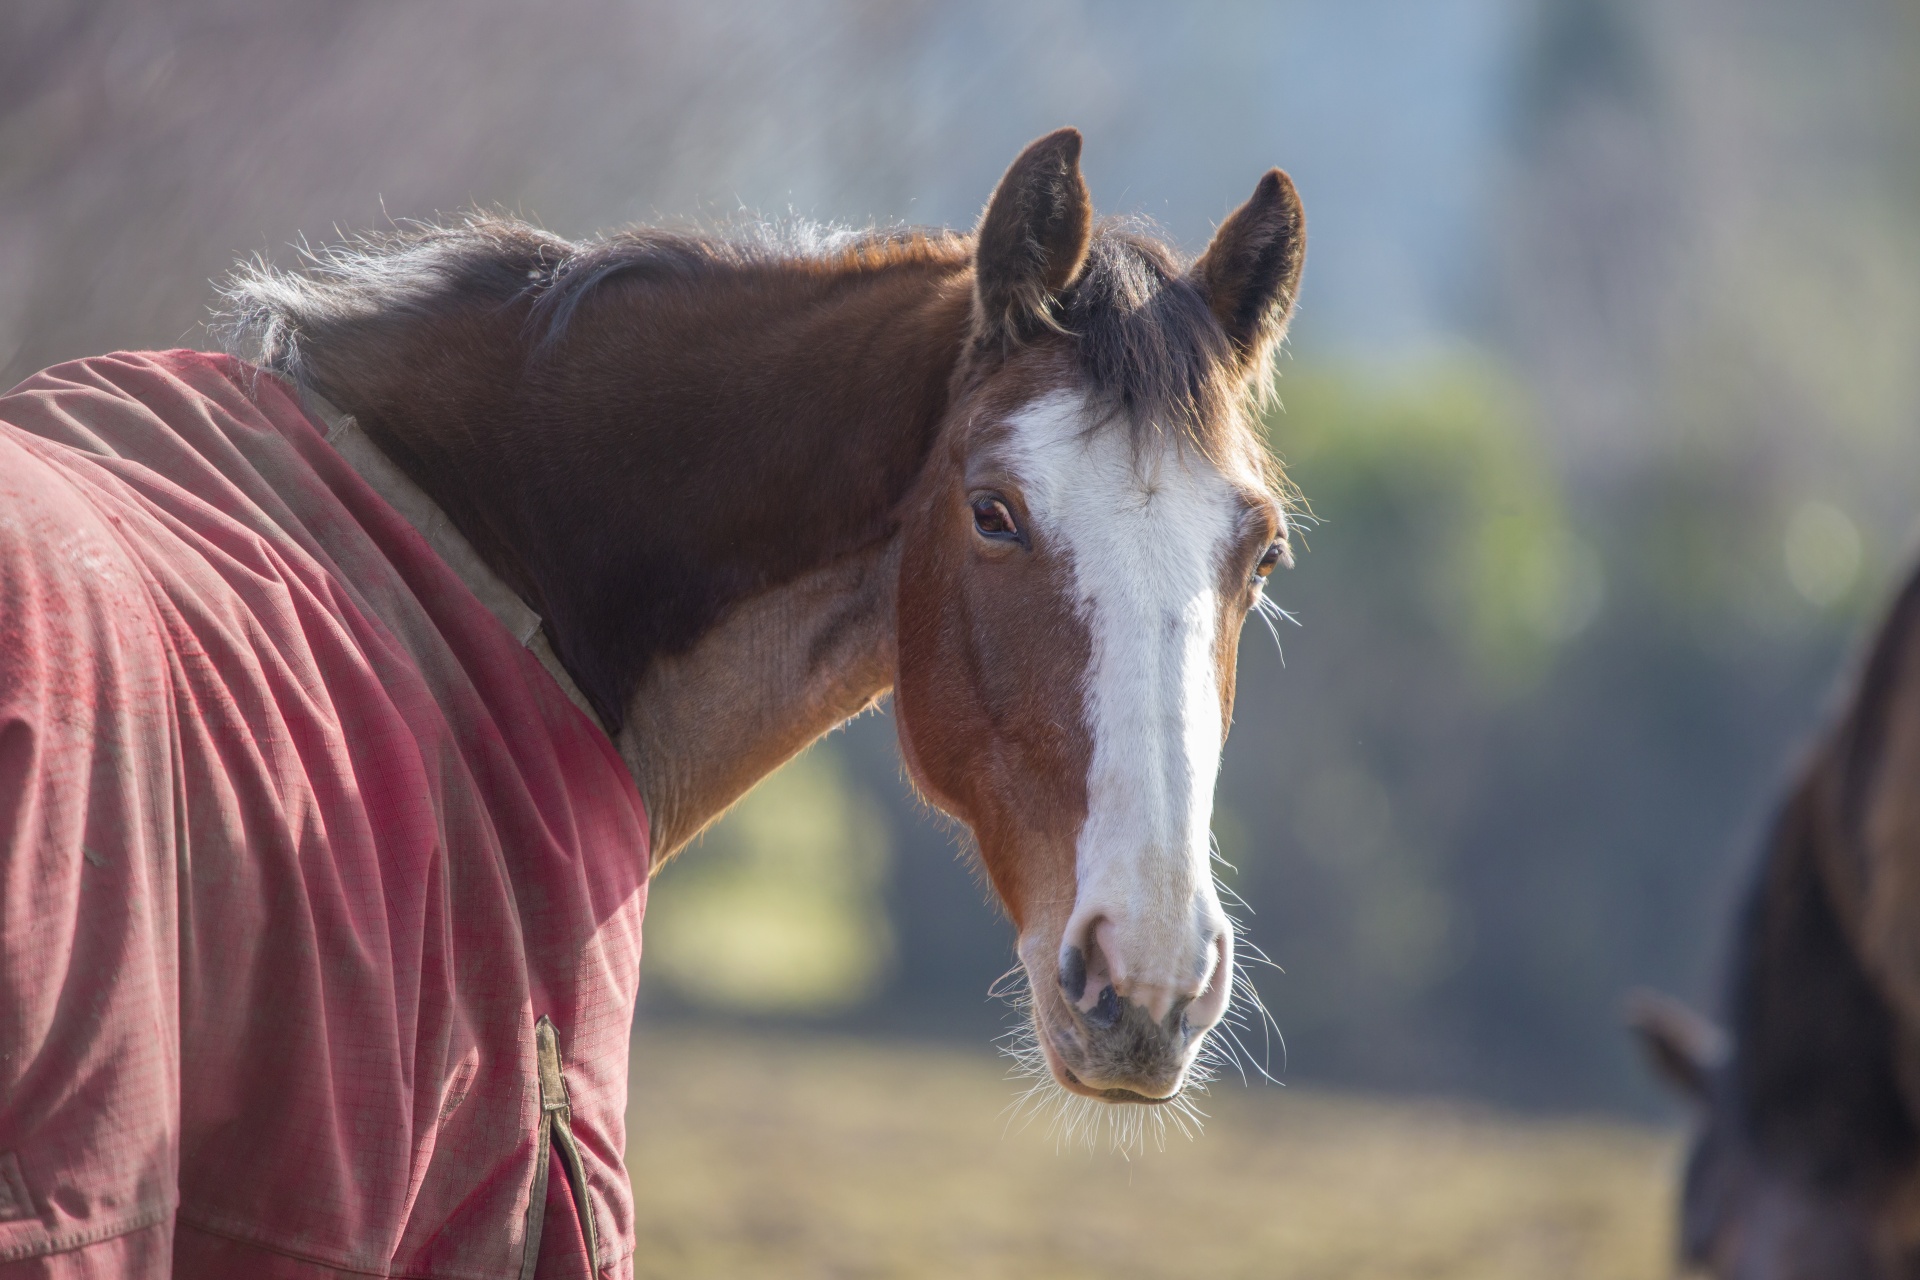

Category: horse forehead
[995, 391, 1246, 580]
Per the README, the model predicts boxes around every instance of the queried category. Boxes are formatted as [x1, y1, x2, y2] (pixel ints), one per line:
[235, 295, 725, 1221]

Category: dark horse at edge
[1635, 559, 1920, 1279]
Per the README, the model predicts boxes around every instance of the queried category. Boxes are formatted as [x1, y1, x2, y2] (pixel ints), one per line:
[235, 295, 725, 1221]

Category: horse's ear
[1193, 169, 1306, 371]
[972, 127, 1093, 351]
[1626, 989, 1725, 1107]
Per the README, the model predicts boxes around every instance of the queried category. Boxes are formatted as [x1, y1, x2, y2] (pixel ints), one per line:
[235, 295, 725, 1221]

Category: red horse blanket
[0, 352, 650, 1277]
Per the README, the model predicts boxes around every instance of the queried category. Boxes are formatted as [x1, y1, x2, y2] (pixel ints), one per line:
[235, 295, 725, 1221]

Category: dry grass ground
[624, 1025, 1682, 1279]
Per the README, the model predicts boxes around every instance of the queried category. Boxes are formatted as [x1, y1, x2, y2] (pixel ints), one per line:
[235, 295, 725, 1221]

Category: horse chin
[1021, 972, 1194, 1104]
[1001, 984, 1215, 1157]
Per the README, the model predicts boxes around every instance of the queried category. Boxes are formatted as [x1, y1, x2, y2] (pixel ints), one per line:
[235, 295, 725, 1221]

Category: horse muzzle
[1019, 915, 1232, 1101]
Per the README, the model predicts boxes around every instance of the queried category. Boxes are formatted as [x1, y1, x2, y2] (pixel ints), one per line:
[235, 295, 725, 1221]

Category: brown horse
[225, 130, 1306, 1127]
[1633, 561, 1920, 1278]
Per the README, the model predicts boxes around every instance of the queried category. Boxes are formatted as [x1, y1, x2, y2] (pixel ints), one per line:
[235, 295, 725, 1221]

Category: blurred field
[624, 1025, 1681, 1280]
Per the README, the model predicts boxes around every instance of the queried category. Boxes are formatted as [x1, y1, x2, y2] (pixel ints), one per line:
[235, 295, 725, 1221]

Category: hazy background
[7, 0, 1918, 1116]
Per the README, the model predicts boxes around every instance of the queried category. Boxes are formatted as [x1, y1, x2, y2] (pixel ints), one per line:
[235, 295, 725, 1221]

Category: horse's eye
[971, 496, 1020, 541]
[1253, 541, 1285, 580]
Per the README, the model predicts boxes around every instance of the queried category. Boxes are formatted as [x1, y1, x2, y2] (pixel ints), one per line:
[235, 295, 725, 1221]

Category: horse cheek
[892, 532, 979, 826]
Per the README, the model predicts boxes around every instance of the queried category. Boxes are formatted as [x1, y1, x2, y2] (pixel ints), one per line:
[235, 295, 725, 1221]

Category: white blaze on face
[1001, 391, 1247, 1022]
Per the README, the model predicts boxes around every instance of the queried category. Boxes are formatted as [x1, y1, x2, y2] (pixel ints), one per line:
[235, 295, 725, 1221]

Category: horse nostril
[1059, 945, 1087, 1003]
[1167, 995, 1193, 1037]
[1084, 984, 1121, 1030]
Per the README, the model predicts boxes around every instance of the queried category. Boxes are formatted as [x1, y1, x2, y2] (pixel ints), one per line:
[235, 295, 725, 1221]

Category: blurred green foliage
[1219, 342, 1894, 1104]
[644, 745, 893, 1014]
[1273, 361, 1602, 690]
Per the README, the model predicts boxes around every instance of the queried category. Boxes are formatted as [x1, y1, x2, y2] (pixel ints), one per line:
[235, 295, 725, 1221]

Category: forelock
[1056, 223, 1269, 485]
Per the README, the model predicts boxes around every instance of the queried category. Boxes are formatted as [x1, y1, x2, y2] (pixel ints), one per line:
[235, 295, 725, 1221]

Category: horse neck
[618, 535, 903, 858]
[337, 251, 975, 855]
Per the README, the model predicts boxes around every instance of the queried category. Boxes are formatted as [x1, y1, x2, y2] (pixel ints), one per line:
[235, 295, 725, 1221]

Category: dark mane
[1724, 564, 1920, 1189]
[219, 213, 1257, 462]
[527, 222, 970, 346]
[1726, 787, 1916, 1188]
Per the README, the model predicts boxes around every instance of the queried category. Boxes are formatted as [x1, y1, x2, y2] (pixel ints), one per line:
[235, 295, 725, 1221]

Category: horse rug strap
[0, 351, 650, 1278]
[304, 391, 600, 723]
[521, 1016, 602, 1280]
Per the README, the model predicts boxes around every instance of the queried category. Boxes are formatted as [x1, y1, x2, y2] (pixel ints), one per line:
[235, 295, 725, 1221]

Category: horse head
[893, 130, 1304, 1109]
[221, 126, 1306, 1132]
